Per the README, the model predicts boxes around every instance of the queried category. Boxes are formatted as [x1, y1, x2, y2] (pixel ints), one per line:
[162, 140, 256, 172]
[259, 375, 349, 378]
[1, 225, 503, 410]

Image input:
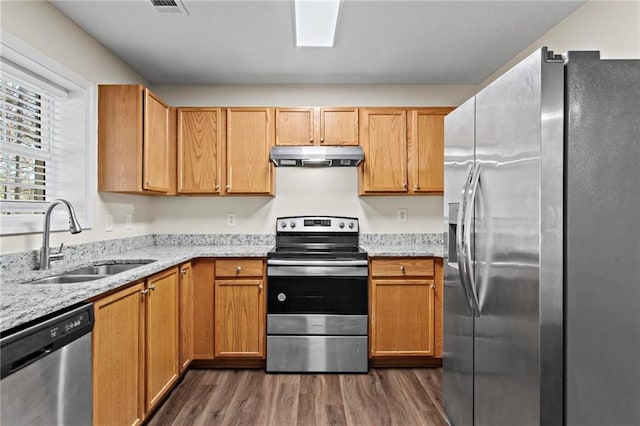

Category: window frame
[0, 31, 95, 235]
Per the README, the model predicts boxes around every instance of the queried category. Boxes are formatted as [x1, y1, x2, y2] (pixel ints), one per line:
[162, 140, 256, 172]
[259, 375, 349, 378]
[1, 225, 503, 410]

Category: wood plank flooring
[147, 368, 447, 426]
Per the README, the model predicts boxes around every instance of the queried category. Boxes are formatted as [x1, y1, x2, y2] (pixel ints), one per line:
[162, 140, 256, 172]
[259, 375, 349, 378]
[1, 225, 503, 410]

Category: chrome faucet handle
[50, 243, 65, 261]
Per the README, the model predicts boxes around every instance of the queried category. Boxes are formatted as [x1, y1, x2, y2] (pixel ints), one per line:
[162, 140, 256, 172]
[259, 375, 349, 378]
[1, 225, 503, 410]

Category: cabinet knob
[309, 138, 314, 143]
[431, 284, 436, 290]
[259, 284, 263, 290]
[400, 266, 405, 272]
[236, 266, 242, 272]
[149, 284, 156, 291]
[146, 180, 152, 186]
[320, 137, 324, 143]
[403, 182, 408, 190]
[181, 269, 188, 275]
[414, 184, 419, 191]
[215, 184, 220, 190]
[140, 289, 149, 295]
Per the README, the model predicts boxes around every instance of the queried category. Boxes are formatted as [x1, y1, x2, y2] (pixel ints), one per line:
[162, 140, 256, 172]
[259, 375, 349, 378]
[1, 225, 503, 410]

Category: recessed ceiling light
[294, 0, 341, 47]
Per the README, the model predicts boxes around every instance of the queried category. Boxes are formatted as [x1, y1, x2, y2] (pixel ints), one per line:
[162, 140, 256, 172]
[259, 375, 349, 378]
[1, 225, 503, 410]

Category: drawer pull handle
[400, 266, 405, 272]
[236, 266, 242, 272]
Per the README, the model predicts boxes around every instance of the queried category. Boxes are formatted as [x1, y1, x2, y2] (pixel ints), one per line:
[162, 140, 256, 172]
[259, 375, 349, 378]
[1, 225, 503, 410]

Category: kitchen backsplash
[1, 233, 442, 275]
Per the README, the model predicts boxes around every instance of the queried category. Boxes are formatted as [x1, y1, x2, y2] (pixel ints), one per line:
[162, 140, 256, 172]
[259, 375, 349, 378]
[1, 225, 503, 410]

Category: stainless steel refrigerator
[443, 48, 640, 426]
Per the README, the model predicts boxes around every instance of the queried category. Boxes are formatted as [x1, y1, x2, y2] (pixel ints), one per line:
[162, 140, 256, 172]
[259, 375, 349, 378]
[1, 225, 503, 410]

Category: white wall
[0, 1, 152, 253]
[480, 1, 640, 88]
[150, 84, 475, 235]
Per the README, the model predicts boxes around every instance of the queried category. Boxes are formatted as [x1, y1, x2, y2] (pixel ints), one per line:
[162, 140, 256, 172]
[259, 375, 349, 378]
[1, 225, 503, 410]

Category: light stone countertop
[1, 241, 444, 333]
[1, 244, 273, 333]
[361, 243, 444, 258]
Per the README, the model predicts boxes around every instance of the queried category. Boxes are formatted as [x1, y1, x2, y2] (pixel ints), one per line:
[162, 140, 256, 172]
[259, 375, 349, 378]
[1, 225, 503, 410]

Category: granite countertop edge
[1, 243, 443, 333]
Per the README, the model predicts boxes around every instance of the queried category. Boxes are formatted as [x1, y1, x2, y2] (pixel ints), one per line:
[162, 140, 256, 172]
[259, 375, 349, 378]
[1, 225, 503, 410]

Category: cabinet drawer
[215, 259, 263, 277]
[370, 258, 434, 277]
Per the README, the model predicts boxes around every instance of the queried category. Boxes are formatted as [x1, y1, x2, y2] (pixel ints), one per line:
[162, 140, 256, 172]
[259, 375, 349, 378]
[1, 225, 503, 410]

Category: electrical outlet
[105, 214, 113, 232]
[226, 213, 237, 227]
[125, 214, 133, 230]
[397, 208, 408, 223]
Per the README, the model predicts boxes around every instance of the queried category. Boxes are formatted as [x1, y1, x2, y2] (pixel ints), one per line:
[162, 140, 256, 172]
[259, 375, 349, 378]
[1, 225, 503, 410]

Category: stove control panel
[276, 216, 359, 233]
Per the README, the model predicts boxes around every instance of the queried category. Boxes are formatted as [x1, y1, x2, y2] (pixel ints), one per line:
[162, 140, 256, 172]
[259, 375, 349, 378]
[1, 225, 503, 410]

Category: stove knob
[348, 222, 355, 229]
[339, 222, 345, 229]
[280, 222, 287, 228]
[290, 221, 296, 229]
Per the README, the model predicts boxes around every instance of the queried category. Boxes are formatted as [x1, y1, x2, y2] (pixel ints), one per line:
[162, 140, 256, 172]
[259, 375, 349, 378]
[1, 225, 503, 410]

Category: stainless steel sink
[28, 275, 108, 284]
[25, 260, 156, 285]
[65, 262, 153, 276]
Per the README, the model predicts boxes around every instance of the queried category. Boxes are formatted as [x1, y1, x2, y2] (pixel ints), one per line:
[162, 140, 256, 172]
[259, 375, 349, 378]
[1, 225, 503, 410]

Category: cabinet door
[93, 282, 145, 426]
[370, 279, 435, 357]
[179, 262, 194, 371]
[177, 108, 222, 193]
[408, 109, 452, 194]
[276, 108, 314, 146]
[359, 109, 407, 193]
[214, 279, 265, 358]
[192, 259, 215, 359]
[320, 107, 358, 145]
[143, 89, 169, 192]
[225, 108, 274, 194]
[145, 268, 179, 411]
[98, 85, 144, 193]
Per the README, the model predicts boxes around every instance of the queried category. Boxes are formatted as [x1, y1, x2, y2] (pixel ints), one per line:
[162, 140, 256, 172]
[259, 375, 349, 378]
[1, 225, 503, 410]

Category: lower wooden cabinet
[214, 259, 265, 358]
[93, 282, 145, 426]
[179, 262, 194, 371]
[369, 258, 443, 359]
[92, 267, 179, 426]
[145, 268, 179, 411]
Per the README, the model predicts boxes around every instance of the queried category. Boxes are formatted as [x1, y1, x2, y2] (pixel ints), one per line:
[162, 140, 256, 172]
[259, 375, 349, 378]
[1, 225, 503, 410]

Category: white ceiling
[50, 0, 584, 85]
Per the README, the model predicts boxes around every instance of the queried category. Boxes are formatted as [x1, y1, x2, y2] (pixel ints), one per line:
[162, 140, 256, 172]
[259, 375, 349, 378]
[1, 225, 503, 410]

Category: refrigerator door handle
[456, 164, 480, 316]
[462, 163, 481, 317]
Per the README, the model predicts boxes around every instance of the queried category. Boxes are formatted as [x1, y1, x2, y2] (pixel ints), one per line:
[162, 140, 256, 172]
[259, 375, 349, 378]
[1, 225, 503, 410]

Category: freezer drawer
[266, 336, 368, 373]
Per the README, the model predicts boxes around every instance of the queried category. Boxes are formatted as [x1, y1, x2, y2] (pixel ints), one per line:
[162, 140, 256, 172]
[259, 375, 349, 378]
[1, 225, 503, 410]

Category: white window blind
[0, 65, 67, 215]
[0, 32, 94, 235]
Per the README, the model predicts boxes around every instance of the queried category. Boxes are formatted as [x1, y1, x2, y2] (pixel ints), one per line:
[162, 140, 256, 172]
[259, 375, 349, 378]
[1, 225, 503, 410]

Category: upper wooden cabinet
[275, 107, 358, 146]
[408, 108, 454, 194]
[98, 85, 171, 194]
[359, 108, 408, 193]
[225, 108, 274, 195]
[177, 108, 222, 194]
[359, 107, 454, 195]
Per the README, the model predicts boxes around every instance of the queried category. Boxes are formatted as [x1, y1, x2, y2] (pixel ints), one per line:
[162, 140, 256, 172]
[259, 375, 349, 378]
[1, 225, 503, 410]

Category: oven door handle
[267, 265, 369, 277]
[267, 259, 369, 267]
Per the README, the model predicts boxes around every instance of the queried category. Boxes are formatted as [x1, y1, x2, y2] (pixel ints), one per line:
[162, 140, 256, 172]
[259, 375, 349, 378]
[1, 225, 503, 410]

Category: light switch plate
[105, 214, 113, 232]
[125, 214, 133, 230]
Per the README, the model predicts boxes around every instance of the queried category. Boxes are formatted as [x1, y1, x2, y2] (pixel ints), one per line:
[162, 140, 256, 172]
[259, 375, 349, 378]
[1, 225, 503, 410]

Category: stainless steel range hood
[270, 146, 364, 167]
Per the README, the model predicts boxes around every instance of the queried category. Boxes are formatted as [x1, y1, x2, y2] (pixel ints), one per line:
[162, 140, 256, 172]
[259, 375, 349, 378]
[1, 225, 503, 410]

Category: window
[0, 32, 94, 235]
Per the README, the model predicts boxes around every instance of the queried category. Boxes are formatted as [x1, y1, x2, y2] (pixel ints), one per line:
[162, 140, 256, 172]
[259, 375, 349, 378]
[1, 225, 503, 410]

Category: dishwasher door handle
[9, 346, 52, 374]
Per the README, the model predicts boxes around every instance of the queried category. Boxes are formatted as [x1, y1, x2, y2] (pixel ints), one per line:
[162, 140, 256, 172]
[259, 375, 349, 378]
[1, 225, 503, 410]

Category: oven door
[267, 265, 368, 315]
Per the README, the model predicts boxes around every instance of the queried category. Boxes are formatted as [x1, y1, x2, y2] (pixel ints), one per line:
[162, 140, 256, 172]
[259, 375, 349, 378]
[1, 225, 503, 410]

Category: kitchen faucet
[39, 199, 82, 270]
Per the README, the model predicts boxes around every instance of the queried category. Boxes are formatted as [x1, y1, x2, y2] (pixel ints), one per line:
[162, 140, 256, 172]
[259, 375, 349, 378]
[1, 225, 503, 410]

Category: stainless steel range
[266, 216, 368, 373]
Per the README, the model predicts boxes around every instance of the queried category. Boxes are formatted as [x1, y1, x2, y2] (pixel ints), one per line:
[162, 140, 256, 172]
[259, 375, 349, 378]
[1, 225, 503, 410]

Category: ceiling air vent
[150, 0, 188, 14]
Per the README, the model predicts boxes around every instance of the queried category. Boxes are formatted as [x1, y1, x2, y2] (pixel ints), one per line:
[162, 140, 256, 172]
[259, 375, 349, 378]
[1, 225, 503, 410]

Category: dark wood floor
[148, 368, 447, 426]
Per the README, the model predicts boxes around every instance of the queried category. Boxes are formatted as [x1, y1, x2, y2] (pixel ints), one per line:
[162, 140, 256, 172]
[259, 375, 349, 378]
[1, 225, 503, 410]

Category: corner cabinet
[275, 107, 358, 146]
[214, 259, 266, 358]
[359, 107, 454, 195]
[98, 85, 171, 194]
[225, 108, 274, 195]
[369, 258, 443, 360]
[92, 268, 179, 426]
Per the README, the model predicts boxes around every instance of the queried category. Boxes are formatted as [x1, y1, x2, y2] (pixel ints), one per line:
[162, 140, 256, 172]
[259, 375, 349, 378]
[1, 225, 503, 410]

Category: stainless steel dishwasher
[1, 303, 94, 426]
